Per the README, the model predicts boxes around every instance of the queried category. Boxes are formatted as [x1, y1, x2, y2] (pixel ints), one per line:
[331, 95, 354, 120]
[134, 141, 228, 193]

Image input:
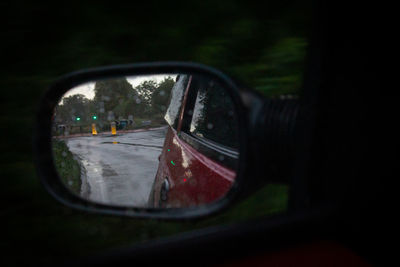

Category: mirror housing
[34, 62, 249, 219]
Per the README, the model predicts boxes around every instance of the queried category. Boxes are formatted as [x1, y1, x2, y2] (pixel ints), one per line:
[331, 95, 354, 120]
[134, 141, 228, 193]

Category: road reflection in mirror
[51, 73, 240, 208]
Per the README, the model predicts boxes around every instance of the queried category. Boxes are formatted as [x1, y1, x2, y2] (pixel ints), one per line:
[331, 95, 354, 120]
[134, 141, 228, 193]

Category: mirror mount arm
[238, 90, 299, 201]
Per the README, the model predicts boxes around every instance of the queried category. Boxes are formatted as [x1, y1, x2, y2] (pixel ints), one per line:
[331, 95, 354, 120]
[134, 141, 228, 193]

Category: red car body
[149, 74, 239, 208]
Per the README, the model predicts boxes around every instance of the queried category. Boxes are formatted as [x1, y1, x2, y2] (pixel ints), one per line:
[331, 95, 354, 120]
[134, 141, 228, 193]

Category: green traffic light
[76, 117, 81, 121]
[93, 115, 97, 120]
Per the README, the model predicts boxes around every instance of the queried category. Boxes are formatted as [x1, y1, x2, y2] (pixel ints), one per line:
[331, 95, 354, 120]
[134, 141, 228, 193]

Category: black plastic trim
[33, 61, 250, 220]
[180, 131, 239, 170]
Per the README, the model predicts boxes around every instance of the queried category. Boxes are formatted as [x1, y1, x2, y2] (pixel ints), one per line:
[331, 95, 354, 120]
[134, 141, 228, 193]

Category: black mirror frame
[33, 61, 249, 220]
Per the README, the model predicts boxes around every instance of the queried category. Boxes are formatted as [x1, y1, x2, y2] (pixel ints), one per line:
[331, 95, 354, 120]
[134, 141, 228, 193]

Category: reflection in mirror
[52, 73, 240, 208]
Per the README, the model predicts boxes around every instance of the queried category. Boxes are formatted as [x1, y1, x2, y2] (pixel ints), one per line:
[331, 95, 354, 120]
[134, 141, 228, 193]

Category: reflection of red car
[149, 74, 240, 208]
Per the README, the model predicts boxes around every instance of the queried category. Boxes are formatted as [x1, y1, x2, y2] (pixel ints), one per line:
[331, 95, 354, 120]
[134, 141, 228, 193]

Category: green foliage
[56, 77, 175, 132]
[151, 77, 175, 114]
[51, 139, 81, 194]
[93, 78, 137, 120]
[198, 184, 289, 226]
[256, 37, 307, 96]
[56, 94, 91, 123]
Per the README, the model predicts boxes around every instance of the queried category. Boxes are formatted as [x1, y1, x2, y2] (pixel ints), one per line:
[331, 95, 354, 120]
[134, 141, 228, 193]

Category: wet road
[65, 127, 167, 207]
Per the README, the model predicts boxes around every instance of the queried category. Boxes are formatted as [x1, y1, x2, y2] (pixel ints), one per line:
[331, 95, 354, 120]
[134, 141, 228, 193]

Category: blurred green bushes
[1, 0, 312, 265]
[52, 139, 82, 194]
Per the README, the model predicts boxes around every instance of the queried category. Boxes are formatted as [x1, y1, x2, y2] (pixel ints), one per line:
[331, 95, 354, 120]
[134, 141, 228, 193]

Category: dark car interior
[75, 3, 392, 266]
[3, 0, 394, 266]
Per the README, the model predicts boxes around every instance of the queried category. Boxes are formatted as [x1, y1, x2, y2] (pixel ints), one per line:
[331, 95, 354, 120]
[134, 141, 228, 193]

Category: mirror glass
[51, 73, 240, 208]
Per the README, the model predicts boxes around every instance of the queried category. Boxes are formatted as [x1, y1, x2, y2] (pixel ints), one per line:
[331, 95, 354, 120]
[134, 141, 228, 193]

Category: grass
[51, 139, 82, 195]
[194, 184, 289, 228]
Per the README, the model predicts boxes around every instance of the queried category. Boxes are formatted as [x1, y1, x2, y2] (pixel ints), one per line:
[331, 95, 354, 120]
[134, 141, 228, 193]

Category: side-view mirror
[34, 62, 250, 219]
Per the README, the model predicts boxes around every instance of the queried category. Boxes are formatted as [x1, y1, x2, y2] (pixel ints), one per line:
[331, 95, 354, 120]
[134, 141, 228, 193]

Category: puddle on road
[99, 161, 118, 177]
[101, 141, 163, 149]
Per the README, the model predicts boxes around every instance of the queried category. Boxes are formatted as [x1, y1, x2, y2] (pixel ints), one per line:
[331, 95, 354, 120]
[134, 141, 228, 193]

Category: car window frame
[165, 74, 191, 130]
[175, 75, 240, 170]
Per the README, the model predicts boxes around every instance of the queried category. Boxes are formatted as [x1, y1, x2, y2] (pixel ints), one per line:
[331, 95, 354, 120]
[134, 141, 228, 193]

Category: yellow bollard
[111, 122, 117, 135]
[92, 123, 97, 135]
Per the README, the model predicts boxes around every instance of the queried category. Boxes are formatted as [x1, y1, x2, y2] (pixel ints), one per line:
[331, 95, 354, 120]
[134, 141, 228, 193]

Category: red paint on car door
[154, 127, 235, 207]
